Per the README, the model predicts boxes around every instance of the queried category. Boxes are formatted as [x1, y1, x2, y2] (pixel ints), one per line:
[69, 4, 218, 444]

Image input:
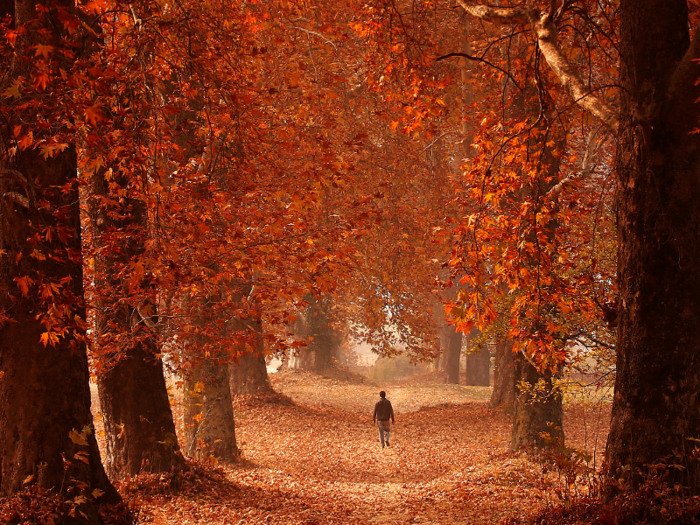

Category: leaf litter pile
[131, 370, 610, 524]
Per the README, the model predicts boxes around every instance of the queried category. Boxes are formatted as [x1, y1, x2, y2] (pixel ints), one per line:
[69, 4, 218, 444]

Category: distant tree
[229, 290, 273, 396]
[465, 331, 490, 387]
[489, 341, 515, 410]
[440, 325, 462, 385]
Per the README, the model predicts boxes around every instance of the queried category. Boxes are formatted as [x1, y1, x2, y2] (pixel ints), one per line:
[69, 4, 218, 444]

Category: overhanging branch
[456, 1, 620, 133]
[435, 52, 522, 90]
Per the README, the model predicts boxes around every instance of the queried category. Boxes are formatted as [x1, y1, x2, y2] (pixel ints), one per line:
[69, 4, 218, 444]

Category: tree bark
[0, 151, 118, 500]
[606, 0, 700, 487]
[465, 330, 490, 386]
[441, 325, 461, 384]
[489, 340, 515, 410]
[229, 314, 273, 395]
[0, 0, 119, 503]
[511, 354, 564, 449]
[230, 353, 272, 395]
[96, 343, 183, 478]
[184, 359, 238, 461]
[289, 296, 340, 372]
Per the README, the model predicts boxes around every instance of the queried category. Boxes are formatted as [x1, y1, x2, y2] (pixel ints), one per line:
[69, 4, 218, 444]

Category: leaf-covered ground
[134, 370, 610, 524]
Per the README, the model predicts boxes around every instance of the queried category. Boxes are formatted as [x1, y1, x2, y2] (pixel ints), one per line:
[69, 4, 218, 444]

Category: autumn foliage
[4, 0, 700, 523]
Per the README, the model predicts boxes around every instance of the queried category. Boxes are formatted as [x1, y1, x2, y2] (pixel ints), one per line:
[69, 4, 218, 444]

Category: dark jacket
[373, 398, 395, 422]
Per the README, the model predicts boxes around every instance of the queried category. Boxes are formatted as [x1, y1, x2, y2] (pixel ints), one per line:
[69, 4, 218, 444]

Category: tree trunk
[441, 326, 461, 385]
[0, 0, 119, 503]
[0, 150, 119, 501]
[96, 344, 183, 477]
[229, 314, 273, 395]
[89, 163, 183, 478]
[289, 296, 339, 372]
[289, 348, 315, 370]
[511, 354, 564, 449]
[465, 330, 489, 386]
[607, 0, 700, 487]
[184, 359, 237, 461]
[230, 353, 272, 395]
[489, 340, 515, 410]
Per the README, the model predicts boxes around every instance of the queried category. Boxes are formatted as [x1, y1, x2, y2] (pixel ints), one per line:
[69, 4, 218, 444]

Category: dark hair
[379, 391, 386, 398]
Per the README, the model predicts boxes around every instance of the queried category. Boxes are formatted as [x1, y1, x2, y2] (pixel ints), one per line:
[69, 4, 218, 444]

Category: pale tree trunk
[606, 0, 700, 487]
[0, 0, 118, 503]
[511, 354, 564, 449]
[489, 340, 515, 410]
[184, 358, 237, 461]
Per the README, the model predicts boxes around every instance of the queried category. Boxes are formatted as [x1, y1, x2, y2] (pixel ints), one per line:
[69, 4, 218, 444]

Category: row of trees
[363, 0, 700, 489]
[0, 0, 467, 517]
[3, 0, 700, 517]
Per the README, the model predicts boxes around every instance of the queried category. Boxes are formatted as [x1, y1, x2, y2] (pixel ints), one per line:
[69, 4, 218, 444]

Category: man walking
[373, 390, 395, 448]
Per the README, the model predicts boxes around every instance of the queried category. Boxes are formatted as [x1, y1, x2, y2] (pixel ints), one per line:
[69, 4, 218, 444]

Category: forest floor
[131, 369, 611, 525]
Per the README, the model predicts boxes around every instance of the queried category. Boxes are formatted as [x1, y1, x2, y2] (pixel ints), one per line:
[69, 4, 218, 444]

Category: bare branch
[455, 0, 531, 25]
[416, 132, 451, 157]
[290, 25, 338, 51]
[3, 192, 29, 209]
[435, 52, 522, 90]
[457, 2, 620, 133]
[532, 14, 620, 132]
[136, 305, 158, 331]
[548, 127, 606, 197]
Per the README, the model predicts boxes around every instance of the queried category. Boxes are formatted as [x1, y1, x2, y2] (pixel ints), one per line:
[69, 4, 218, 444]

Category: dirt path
[138, 370, 609, 525]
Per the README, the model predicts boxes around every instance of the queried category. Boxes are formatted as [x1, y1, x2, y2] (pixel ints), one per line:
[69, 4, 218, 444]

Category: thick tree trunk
[489, 340, 515, 410]
[229, 314, 273, 395]
[97, 344, 183, 477]
[0, 149, 119, 501]
[0, 0, 119, 503]
[465, 330, 489, 386]
[511, 354, 564, 449]
[607, 0, 700, 487]
[230, 353, 272, 395]
[441, 326, 461, 385]
[179, 280, 238, 462]
[184, 359, 237, 461]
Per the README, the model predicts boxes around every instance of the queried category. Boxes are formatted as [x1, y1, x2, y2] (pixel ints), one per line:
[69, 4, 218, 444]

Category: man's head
[379, 391, 386, 398]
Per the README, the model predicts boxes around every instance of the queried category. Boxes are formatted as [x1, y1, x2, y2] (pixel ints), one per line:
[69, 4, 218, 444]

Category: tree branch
[456, 1, 620, 133]
[532, 13, 620, 132]
[548, 127, 605, 197]
[290, 25, 338, 51]
[3, 192, 30, 209]
[435, 52, 522, 90]
[455, 0, 531, 25]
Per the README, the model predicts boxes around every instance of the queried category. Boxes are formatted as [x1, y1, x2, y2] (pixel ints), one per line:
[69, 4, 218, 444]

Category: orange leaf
[33, 44, 55, 59]
[14, 276, 31, 296]
[84, 104, 105, 126]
